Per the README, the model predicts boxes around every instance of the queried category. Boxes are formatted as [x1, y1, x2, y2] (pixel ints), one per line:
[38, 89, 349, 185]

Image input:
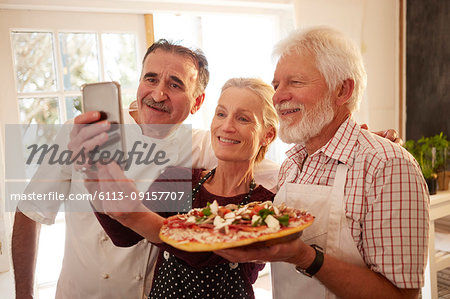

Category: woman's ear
[263, 126, 276, 146]
[335, 78, 354, 106]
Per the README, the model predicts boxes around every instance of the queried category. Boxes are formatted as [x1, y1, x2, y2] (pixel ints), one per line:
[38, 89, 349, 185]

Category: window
[11, 31, 139, 126]
[9, 25, 141, 299]
[11, 30, 140, 180]
[154, 12, 293, 165]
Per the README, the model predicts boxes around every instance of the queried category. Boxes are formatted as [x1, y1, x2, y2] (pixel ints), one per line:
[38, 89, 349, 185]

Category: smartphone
[81, 81, 127, 166]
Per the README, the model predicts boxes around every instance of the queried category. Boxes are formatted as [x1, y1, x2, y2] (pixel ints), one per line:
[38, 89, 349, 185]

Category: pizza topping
[265, 214, 280, 230]
[276, 214, 290, 226]
[273, 205, 280, 215]
[160, 200, 315, 252]
[168, 200, 311, 235]
[186, 216, 196, 224]
[224, 211, 237, 220]
[201, 203, 212, 216]
[210, 200, 219, 215]
[251, 215, 261, 226]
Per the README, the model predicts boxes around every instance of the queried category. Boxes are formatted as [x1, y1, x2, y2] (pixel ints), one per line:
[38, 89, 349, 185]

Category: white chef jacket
[17, 122, 279, 299]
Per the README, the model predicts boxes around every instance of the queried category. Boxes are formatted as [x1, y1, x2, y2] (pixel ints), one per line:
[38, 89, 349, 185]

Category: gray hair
[273, 27, 367, 112]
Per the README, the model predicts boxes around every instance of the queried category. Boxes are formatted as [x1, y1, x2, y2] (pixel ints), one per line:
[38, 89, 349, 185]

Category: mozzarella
[265, 214, 280, 230]
[210, 200, 219, 215]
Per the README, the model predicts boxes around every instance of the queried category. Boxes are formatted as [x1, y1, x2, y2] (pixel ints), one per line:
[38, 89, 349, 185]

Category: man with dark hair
[12, 39, 279, 299]
[11, 39, 208, 299]
[142, 39, 209, 100]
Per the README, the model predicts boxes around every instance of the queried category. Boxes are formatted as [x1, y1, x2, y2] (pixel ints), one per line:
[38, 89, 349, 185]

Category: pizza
[159, 200, 314, 252]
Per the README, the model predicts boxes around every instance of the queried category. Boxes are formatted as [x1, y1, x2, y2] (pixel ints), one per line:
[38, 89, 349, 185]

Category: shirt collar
[284, 117, 360, 167]
[285, 143, 307, 164]
[321, 117, 359, 167]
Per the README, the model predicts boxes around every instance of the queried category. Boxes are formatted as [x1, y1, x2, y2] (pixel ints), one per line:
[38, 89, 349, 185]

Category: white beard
[277, 94, 334, 144]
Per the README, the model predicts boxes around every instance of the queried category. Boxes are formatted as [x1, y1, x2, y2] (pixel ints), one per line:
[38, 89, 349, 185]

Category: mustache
[142, 97, 171, 113]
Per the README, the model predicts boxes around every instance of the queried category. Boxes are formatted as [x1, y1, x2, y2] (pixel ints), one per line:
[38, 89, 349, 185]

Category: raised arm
[90, 162, 165, 244]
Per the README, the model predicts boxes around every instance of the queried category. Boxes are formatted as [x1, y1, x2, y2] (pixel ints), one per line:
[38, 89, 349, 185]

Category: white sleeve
[253, 158, 280, 192]
[191, 128, 280, 191]
[191, 129, 217, 169]
[17, 123, 74, 225]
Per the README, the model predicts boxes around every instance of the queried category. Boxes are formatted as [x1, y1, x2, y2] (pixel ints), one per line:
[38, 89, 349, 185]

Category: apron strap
[325, 163, 349, 256]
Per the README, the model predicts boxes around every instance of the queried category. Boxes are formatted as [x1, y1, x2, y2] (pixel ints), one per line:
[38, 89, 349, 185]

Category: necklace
[191, 168, 256, 205]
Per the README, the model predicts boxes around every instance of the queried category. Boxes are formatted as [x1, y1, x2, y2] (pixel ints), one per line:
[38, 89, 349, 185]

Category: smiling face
[272, 51, 335, 144]
[211, 87, 271, 164]
[136, 49, 204, 125]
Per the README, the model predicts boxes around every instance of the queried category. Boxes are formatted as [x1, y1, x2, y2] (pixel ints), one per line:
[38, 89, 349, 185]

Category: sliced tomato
[218, 207, 232, 217]
[192, 210, 204, 217]
[250, 205, 264, 216]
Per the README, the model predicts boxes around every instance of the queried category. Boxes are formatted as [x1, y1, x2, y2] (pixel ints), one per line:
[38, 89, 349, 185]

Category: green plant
[428, 132, 449, 172]
[404, 132, 449, 179]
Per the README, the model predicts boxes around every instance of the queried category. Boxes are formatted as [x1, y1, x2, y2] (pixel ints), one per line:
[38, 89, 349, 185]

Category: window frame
[0, 10, 147, 299]
[11, 28, 141, 124]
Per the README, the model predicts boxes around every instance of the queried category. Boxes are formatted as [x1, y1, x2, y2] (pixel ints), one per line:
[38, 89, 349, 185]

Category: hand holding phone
[68, 82, 127, 172]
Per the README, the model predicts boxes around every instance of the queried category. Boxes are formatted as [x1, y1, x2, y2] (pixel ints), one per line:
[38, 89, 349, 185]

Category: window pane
[11, 32, 57, 93]
[121, 93, 136, 109]
[154, 13, 280, 128]
[153, 14, 201, 49]
[202, 14, 278, 94]
[102, 33, 139, 89]
[59, 33, 99, 91]
[18, 97, 60, 125]
[154, 12, 290, 165]
[65, 96, 82, 120]
[18, 98, 60, 165]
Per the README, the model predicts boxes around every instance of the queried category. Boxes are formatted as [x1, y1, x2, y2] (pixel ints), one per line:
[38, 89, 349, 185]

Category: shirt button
[135, 275, 143, 281]
[100, 236, 108, 242]
[102, 273, 110, 279]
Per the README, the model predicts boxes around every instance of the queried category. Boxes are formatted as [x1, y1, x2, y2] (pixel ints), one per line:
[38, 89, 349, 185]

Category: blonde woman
[95, 78, 279, 299]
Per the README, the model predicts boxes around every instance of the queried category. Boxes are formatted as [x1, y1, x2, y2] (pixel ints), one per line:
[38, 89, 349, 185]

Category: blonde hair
[220, 78, 278, 163]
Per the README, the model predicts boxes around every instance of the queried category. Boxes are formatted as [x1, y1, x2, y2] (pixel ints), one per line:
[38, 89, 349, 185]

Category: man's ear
[190, 93, 205, 114]
[129, 100, 139, 123]
[335, 79, 354, 106]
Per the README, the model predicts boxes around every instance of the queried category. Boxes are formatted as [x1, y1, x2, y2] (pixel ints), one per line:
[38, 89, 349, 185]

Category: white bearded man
[216, 27, 429, 299]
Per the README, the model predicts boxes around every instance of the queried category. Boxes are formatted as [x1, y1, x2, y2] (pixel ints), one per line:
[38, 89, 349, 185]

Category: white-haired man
[216, 27, 429, 299]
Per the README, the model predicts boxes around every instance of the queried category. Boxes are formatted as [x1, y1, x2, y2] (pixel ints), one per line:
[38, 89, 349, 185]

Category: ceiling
[0, 0, 293, 14]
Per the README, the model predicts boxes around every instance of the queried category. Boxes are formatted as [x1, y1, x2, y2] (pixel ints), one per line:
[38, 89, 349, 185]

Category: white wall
[293, 0, 400, 132]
